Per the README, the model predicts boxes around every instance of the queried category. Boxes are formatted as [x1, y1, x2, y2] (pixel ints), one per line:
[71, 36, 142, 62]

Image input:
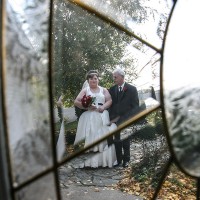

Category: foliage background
[52, 0, 165, 107]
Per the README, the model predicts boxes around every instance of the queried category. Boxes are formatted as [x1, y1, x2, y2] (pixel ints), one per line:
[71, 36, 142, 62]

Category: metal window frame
[0, 0, 199, 199]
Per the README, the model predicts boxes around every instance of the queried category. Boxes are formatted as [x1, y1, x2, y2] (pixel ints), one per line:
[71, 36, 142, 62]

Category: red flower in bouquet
[81, 94, 96, 108]
[123, 87, 128, 92]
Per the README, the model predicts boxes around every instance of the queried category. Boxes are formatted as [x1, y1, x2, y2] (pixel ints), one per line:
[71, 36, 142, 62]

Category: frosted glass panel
[5, 0, 53, 184]
[163, 0, 200, 177]
[15, 173, 57, 200]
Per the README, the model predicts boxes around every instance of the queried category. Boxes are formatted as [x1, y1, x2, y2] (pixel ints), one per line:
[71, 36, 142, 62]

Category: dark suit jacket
[109, 82, 139, 125]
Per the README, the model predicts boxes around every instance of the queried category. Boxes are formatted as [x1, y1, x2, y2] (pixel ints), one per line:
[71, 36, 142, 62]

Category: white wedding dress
[74, 86, 117, 168]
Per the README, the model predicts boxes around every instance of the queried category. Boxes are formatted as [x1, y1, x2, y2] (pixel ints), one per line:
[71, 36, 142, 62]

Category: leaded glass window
[0, 0, 199, 199]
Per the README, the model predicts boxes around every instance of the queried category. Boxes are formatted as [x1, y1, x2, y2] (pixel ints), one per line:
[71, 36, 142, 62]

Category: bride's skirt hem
[73, 144, 117, 169]
[73, 110, 118, 169]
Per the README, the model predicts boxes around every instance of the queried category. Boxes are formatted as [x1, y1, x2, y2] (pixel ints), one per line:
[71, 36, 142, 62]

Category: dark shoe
[114, 162, 123, 168]
[123, 161, 129, 168]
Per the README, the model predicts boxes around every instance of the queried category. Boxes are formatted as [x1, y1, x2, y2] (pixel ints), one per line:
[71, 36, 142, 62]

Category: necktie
[118, 86, 122, 101]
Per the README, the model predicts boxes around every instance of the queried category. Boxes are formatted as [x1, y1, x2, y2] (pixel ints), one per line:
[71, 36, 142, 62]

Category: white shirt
[118, 82, 125, 92]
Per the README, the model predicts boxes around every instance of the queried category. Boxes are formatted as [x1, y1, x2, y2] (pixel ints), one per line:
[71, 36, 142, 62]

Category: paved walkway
[59, 164, 143, 200]
[58, 143, 144, 200]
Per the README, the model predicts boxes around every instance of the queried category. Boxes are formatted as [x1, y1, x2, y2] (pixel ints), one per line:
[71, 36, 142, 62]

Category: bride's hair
[86, 70, 99, 80]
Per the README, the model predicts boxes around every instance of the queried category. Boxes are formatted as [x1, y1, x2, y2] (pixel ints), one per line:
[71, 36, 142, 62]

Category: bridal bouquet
[81, 94, 96, 108]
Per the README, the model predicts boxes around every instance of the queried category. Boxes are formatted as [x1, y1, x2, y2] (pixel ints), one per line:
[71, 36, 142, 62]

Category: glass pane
[5, 0, 53, 184]
[52, 1, 160, 162]
[70, 0, 173, 49]
[15, 173, 57, 200]
[163, 0, 200, 177]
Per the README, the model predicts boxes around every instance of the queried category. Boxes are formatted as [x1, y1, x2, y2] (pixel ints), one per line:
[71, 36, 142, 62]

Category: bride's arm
[104, 89, 112, 109]
[98, 88, 112, 112]
[74, 89, 88, 110]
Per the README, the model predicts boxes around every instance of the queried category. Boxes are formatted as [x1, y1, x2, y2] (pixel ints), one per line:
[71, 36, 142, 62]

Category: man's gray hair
[113, 68, 125, 77]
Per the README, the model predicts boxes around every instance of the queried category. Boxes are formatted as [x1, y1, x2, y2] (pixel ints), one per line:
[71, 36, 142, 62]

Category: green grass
[64, 120, 78, 131]
[55, 120, 78, 131]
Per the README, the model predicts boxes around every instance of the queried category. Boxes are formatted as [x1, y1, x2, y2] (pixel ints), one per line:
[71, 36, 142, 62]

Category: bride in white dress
[74, 70, 117, 168]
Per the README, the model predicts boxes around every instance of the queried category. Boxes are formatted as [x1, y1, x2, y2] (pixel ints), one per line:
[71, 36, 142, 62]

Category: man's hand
[107, 116, 120, 126]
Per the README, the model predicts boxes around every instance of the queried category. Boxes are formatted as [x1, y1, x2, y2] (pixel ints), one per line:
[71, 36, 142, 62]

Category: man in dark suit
[109, 68, 139, 168]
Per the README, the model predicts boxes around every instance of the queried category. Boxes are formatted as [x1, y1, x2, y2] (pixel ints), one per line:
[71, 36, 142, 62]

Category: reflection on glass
[163, 0, 200, 177]
[5, 0, 53, 184]
[69, 0, 173, 49]
[15, 173, 57, 200]
[52, 1, 162, 162]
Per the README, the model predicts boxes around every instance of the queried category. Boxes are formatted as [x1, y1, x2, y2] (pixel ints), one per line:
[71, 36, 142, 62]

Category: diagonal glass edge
[68, 0, 161, 53]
